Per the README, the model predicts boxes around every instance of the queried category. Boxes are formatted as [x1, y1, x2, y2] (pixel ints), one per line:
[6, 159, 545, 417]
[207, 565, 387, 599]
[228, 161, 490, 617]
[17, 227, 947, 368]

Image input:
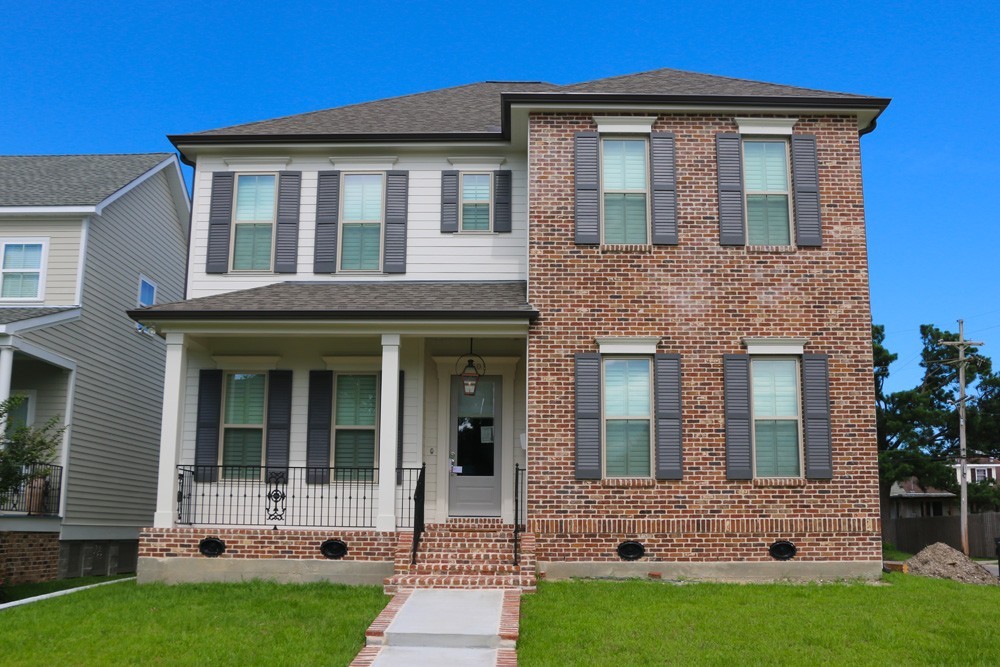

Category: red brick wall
[1, 531, 60, 584]
[139, 527, 395, 561]
[526, 112, 881, 562]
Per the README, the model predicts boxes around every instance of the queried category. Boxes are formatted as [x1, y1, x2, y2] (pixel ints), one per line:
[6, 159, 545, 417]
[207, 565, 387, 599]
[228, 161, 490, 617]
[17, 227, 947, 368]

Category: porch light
[456, 339, 486, 396]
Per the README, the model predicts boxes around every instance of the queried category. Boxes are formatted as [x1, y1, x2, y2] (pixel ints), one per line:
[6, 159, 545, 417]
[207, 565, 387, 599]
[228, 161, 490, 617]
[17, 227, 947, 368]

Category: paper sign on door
[452, 465, 463, 473]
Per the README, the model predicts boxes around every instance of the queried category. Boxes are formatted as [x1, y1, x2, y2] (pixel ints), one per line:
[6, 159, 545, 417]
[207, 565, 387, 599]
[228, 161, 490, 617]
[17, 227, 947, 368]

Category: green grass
[882, 541, 913, 561]
[0, 580, 387, 666]
[1, 574, 132, 603]
[519, 574, 1000, 666]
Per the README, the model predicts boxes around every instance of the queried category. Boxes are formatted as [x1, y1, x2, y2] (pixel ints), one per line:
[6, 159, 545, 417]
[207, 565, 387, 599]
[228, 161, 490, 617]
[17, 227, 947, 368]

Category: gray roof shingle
[0, 307, 76, 326]
[0, 154, 172, 207]
[131, 281, 537, 321]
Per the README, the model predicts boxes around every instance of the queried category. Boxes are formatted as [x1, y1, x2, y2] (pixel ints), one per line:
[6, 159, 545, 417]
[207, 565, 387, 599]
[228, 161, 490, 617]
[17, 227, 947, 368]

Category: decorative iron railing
[396, 466, 423, 529]
[410, 464, 426, 564]
[513, 463, 526, 566]
[0, 463, 62, 516]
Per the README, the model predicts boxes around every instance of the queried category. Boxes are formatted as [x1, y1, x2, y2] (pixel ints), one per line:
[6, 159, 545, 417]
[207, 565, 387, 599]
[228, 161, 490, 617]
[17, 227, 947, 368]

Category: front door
[448, 375, 501, 516]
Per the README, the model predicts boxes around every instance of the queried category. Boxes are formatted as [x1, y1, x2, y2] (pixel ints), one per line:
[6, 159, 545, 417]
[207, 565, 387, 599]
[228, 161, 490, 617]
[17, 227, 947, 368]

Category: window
[6, 391, 34, 434]
[743, 140, 792, 245]
[1, 241, 44, 299]
[333, 374, 378, 478]
[974, 468, 988, 482]
[603, 358, 652, 477]
[601, 138, 648, 244]
[231, 174, 276, 271]
[751, 358, 801, 477]
[221, 372, 267, 479]
[339, 173, 384, 271]
[137, 276, 157, 307]
[460, 173, 492, 232]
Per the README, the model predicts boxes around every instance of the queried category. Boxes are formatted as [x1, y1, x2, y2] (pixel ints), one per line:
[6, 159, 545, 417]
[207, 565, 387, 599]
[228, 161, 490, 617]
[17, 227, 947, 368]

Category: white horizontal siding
[0, 218, 82, 305]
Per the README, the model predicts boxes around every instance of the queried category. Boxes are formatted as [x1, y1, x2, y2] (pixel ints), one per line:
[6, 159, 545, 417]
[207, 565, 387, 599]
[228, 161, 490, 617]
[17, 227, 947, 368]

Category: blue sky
[2, 1, 997, 392]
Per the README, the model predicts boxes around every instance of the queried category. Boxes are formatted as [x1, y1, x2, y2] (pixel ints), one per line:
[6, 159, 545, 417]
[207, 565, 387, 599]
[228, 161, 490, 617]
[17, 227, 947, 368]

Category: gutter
[128, 308, 540, 323]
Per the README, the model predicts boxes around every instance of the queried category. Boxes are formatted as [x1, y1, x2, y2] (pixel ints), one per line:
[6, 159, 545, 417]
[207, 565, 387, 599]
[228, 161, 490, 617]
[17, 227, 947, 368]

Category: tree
[0, 397, 64, 506]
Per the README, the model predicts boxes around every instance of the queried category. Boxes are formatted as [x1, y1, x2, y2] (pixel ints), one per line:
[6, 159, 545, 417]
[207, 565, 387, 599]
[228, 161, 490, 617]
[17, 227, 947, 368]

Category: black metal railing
[0, 463, 62, 516]
[396, 466, 423, 529]
[513, 463, 526, 566]
[409, 464, 426, 564]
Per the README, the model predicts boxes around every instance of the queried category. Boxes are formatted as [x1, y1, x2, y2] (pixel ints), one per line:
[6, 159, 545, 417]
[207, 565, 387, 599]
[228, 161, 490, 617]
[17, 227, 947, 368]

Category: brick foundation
[139, 527, 396, 561]
[1, 531, 60, 585]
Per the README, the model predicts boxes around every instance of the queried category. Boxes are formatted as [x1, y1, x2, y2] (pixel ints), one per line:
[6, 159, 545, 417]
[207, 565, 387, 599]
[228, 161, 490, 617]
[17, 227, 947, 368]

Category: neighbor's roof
[890, 478, 956, 499]
[0, 307, 77, 326]
[0, 153, 173, 207]
[130, 281, 537, 321]
[171, 67, 889, 143]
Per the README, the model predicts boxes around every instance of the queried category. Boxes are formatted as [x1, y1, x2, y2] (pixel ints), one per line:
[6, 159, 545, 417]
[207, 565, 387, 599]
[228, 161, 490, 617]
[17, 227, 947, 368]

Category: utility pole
[941, 319, 984, 556]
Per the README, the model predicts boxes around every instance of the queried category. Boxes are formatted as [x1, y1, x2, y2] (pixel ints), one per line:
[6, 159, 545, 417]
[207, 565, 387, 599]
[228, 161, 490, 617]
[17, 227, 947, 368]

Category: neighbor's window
[340, 174, 384, 271]
[1, 242, 44, 299]
[137, 276, 157, 307]
[232, 174, 276, 271]
[221, 372, 267, 479]
[743, 140, 792, 245]
[460, 173, 492, 232]
[333, 374, 378, 479]
[603, 357, 652, 477]
[751, 358, 801, 477]
[601, 138, 648, 244]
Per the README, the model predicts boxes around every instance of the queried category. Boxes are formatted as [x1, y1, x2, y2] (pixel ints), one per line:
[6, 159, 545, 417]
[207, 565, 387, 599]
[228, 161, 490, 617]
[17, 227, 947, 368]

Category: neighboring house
[0, 154, 189, 584]
[886, 478, 957, 519]
[954, 456, 1000, 484]
[132, 68, 890, 587]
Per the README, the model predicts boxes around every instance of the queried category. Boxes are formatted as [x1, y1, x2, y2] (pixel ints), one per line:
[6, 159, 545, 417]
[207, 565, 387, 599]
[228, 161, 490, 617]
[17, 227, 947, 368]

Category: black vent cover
[617, 541, 645, 561]
[769, 540, 797, 561]
[198, 537, 226, 557]
[320, 539, 348, 560]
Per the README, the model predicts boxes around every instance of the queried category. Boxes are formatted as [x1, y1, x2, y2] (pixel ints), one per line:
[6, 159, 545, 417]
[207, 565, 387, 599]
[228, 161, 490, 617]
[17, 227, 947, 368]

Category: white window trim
[10, 389, 37, 427]
[446, 156, 506, 168]
[742, 138, 795, 246]
[229, 172, 278, 273]
[742, 338, 809, 356]
[599, 136, 651, 245]
[137, 274, 157, 308]
[219, 371, 269, 477]
[458, 171, 494, 233]
[749, 356, 804, 479]
[337, 171, 386, 274]
[600, 356, 654, 479]
[329, 156, 398, 171]
[597, 337, 660, 355]
[332, 372, 381, 470]
[595, 116, 657, 133]
[0, 238, 48, 302]
[735, 118, 798, 135]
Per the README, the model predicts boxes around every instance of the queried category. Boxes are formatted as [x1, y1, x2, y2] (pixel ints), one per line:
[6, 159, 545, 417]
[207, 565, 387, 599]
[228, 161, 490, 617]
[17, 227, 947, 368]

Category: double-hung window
[340, 173, 384, 271]
[603, 357, 652, 477]
[333, 374, 379, 479]
[221, 372, 267, 479]
[1, 241, 44, 300]
[460, 173, 492, 232]
[137, 276, 157, 307]
[601, 138, 649, 244]
[743, 140, 792, 245]
[232, 174, 276, 271]
[751, 358, 801, 477]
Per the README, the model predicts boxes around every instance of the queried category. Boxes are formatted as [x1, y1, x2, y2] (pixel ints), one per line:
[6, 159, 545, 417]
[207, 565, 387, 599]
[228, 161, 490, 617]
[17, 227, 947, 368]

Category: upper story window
[743, 140, 792, 245]
[137, 275, 157, 307]
[339, 173, 384, 272]
[221, 372, 268, 480]
[460, 173, 492, 232]
[601, 138, 649, 244]
[1, 240, 45, 300]
[603, 357, 652, 477]
[232, 174, 276, 271]
[751, 358, 801, 478]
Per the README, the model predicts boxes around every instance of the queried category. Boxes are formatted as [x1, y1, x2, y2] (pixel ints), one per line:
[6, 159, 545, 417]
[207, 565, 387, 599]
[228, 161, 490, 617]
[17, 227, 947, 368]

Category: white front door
[448, 375, 502, 516]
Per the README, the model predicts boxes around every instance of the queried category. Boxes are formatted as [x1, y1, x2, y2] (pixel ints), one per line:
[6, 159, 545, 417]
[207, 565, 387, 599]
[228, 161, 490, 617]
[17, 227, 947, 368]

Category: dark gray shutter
[306, 370, 334, 484]
[206, 173, 234, 273]
[396, 370, 405, 484]
[723, 354, 752, 479]
[791, 134, 822, 247]
[194, 369, 223, 482]
[441, 171, 459, 233]
[650, 132, 678, 245]
[274, 172, 301, 273]
[265, 370, 292, 482]
[575, 353, 601, 479]
[314, 171, 340, 273]
[493, 170, 512, 233]
[383, 170, 408, 273]
[654, 354, 683, 479]
[716, 134, 746, 246]
[574, 132, 600, 244]
[802, 354, 833, 479]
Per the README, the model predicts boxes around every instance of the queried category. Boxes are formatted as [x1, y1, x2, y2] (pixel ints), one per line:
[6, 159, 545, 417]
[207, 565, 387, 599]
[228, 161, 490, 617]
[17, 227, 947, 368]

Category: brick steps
[384, 574, 536, 595]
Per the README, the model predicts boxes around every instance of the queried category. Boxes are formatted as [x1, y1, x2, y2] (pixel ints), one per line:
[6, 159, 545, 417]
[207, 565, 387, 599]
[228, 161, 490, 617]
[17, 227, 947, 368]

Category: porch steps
[385, 521, 536, 593]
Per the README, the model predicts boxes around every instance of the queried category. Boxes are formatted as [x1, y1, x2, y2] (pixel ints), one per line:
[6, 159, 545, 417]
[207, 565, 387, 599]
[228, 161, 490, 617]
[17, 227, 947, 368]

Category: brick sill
[745, 245, 797, 254]
[753, 477, 807, 488]
[600, 244, 653, 254]
[601, 478, 657, 488]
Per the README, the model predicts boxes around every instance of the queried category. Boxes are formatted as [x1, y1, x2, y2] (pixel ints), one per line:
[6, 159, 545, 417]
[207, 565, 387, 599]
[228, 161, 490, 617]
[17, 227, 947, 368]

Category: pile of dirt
[906, 542, 998, 585]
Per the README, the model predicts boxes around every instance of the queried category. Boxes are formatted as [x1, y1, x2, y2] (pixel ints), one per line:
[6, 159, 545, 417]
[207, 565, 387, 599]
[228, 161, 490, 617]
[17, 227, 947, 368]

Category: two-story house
[0, 154, 189, 584]
[133, 69, 889, 588]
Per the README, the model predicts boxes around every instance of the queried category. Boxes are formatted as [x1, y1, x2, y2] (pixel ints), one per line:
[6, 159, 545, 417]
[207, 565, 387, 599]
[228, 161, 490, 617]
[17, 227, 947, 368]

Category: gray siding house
[0, 154, 189, 582]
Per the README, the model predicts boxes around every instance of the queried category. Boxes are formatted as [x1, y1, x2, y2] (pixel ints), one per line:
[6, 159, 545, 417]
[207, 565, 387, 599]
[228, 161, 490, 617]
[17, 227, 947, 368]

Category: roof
[171, 67, 889, 143]
[130, 281, 537, 321]
[0, 306, 76, 326]
[890, 478, 956, 499]
[0, 153, 173, 207]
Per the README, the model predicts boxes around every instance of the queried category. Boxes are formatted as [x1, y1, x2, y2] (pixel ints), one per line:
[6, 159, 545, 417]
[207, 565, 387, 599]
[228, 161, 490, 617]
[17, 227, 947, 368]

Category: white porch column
[153, 333, 187, 528]
[0, 344, 13, 433]
[376, 334, 401, 532]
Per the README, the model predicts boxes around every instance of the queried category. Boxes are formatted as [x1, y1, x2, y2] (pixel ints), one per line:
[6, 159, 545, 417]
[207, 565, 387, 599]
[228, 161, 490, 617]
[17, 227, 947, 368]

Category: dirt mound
[906, 542, 998, 585]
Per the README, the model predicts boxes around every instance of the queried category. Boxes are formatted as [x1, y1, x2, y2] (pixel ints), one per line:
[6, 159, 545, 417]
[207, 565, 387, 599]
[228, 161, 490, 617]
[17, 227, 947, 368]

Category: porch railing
[513, 463, 526, 566]
[410, 464, 426, 564]
[0, 463, 62, 516]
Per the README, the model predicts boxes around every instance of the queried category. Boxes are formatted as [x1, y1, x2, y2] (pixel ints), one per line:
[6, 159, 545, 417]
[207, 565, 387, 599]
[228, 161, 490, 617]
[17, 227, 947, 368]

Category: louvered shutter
[575, 353, 601, 479]
[314, 171, 340, 273]
[802, 354, 833, 478]
[273, 172, 301, 273]
[716, 134, 746, 246]
[650, 132, 678, 245]
[654, 354, 683, 479]
[383, 170, 408, 273]
[306, 370, 334, 484]
[493, 170, 512, 233]
[723, 354, 753, 479]
[265, 370, 292, 482]
[791, 135, 822, 247]
[206, 173, 234, 273]
[574, 132, 600, 244]
[441, 171, 459, 233]
[195, 369, 223, 482]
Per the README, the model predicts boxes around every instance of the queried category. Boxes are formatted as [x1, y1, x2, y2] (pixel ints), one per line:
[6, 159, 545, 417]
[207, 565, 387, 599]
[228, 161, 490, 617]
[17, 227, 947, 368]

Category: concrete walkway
[353, 589, 520, 666]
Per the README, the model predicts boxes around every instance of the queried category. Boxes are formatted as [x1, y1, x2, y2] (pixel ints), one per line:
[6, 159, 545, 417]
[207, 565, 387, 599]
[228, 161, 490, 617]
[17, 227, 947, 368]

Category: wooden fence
[883, 511, 1000, 559]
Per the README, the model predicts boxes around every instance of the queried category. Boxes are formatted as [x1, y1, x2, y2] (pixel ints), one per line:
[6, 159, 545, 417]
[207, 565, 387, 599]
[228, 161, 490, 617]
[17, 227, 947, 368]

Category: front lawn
[1, 574, 132, 603]
[0, 580, 386, 666]
[519, 574, 1000, 665]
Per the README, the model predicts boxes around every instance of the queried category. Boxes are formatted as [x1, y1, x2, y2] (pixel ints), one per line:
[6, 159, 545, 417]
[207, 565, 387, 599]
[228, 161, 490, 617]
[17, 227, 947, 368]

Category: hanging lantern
[455, 338, 487, 396]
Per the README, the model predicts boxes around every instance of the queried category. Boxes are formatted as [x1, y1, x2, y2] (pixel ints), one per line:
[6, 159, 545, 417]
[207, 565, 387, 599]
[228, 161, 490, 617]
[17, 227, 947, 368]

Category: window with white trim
[743, 139, 792, 245]
[460, 172, 492, 232]
[602, 357, 652, 477]
[231, 174, 276, 271]
[333, 374, 379, 479]
[137, 276, 157, 307]
[220, 372, 267, 479]
[6, 391, 34, 433]
[751, 358, 802, 477]
[1, 241, 45, 300]
[601, 138, 649, 244]
[339, 173, 384, 271]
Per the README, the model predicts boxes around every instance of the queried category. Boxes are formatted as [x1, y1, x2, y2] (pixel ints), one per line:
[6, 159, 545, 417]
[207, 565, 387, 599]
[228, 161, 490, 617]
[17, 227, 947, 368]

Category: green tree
[0, 396, 65, 505]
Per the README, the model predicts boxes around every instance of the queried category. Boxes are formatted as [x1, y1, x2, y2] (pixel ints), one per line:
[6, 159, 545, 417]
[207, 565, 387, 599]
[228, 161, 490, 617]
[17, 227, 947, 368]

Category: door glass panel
[455, 378, 495, 477]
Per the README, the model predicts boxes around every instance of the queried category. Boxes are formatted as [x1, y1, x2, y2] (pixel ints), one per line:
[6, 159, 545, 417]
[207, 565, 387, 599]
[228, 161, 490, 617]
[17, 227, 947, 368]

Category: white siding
[0, 218, 83, 305]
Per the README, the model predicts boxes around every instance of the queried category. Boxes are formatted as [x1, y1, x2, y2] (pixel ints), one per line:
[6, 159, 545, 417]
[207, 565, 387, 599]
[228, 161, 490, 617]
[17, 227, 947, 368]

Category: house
[0, 154, 189, 584]
[886, 478, 957, 518]
[955, 456, 1000, 485]
[132, 68, 890, 587]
